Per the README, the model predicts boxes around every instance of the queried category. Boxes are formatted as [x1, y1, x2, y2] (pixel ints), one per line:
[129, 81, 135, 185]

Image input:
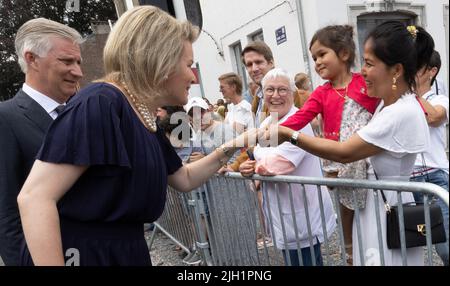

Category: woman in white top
[262, 21, 435, 266]
[410, 50, 449, 265]
[240, 69, 336, 266]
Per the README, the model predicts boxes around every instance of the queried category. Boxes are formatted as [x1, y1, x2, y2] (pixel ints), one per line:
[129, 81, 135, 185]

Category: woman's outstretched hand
[259, 125, 294, 147]
[222, 124, 296, 152]
[228, 128, 261, 148]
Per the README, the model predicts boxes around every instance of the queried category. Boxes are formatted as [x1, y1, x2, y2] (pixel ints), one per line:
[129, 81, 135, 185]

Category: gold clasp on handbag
[384, 203, 391, 213]
[417, 224, 426, 236]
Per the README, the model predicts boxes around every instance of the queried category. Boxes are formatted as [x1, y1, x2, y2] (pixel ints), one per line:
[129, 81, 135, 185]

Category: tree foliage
[0, 0, 117, 101]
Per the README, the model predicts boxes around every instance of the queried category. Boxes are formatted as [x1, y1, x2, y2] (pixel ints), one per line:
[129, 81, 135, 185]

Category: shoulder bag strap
[374, 171, 391, 213]
[378, 153, 426, 213]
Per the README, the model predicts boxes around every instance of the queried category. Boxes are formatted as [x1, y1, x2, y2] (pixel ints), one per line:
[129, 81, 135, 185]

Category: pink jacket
[282, 73, 380, 141]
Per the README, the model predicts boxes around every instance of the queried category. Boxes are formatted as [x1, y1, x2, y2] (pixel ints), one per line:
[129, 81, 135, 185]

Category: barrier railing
[150, 173, 449, 266]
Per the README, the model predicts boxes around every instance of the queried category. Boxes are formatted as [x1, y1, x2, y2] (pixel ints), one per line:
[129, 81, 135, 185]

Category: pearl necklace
[121, 82, 157, 133]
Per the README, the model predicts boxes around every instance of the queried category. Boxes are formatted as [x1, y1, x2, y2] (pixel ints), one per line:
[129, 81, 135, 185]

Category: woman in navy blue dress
[17, 6, 253, 266]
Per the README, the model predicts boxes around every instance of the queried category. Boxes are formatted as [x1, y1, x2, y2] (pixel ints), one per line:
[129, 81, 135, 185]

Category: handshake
[225, 125, 294, 149]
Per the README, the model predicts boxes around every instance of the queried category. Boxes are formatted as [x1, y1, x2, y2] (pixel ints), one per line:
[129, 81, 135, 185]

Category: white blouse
[358, 93, 430, 179]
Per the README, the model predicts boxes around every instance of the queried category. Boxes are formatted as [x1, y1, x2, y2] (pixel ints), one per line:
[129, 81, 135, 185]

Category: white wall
[423, 0, 449, 93]
[301, 0, 352, 88]
[193, 0, 306, 103]
[193, 0, 450, 103]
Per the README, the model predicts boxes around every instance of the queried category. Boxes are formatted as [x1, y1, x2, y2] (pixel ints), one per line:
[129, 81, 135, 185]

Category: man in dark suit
[0, 18, 83, 265]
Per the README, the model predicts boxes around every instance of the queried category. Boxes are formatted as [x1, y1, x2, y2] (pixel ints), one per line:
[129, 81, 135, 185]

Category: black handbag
[380, 195, 446, 249]
[376, 157, 446, 249]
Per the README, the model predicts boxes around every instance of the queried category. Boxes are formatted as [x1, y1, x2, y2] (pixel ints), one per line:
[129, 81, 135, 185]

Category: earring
[392, 77, 397, 91]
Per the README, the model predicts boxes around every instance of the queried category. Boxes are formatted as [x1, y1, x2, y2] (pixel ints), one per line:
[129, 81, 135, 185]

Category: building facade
[181, 0, 448, 102]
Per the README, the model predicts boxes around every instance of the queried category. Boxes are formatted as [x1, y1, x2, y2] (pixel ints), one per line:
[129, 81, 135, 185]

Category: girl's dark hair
[365, 21, 435, 91]
[309, 25, 356, 70]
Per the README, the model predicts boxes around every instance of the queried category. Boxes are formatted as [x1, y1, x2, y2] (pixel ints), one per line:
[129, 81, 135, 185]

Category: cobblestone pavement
[146, 228, 444, 267]
[0, 231, 442, 267]
[147, 229, 187, 266]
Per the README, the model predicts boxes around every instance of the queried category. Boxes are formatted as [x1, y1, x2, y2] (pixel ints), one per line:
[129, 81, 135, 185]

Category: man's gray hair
[15, 18, 83, 73]
[261, 68, 297, 92]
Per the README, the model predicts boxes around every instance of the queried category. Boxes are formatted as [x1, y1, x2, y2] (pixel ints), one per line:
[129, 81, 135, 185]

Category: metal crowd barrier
[150, 173, 449, 266]
[148, 186, 196, 255]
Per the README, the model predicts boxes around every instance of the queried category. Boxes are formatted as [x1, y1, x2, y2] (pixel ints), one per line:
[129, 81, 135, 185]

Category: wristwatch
[290, 131, 300, 145]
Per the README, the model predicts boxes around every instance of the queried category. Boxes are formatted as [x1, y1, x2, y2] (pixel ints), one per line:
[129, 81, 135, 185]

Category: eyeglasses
[263, 87, 290, 96]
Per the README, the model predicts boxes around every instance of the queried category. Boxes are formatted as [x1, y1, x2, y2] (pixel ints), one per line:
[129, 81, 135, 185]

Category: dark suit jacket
[0, 89, 52, 266]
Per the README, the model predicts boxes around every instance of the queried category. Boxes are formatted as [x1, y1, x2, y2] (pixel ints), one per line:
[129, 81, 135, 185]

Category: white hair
[261, 68, 297, 92]
[15, 18, 83, 73]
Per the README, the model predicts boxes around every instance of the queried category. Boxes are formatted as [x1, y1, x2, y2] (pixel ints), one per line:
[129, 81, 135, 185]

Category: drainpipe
[173, 0, 187, 20]
[295, 0, 313, 84]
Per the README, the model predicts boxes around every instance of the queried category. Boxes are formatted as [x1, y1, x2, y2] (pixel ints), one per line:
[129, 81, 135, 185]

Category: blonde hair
[15, 18, 83, 73]
[218, 72, 243, 95]
[103, 6, 199, 106]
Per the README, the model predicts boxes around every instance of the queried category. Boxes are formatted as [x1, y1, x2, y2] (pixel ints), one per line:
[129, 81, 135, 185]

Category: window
[249, 30, 265, 42]
[230, 42, 248, 90]
[349, 1, 424, 69]
[356, 12, 416, 67]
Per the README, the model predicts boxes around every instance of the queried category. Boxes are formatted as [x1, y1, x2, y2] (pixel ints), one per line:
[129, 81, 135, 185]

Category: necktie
[54, 105, 66, 116]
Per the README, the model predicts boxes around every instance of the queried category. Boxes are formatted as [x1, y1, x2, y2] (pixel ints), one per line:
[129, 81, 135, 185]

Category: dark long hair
[365, 21, 434, 91]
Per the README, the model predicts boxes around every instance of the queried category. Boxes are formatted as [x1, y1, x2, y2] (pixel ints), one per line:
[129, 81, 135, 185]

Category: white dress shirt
[224, 99, 254, 133]
[413, 90, 449, 172]
[22, 83, 63, 119]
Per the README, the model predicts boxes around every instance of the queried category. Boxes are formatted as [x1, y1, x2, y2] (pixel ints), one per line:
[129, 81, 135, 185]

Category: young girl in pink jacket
[282, 25, 379, 265]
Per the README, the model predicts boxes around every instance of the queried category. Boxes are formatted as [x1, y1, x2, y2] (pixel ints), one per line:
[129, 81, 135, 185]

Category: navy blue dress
[20, 83, 182, 266]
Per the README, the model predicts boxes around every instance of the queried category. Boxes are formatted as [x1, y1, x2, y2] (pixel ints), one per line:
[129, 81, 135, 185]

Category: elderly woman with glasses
[240, 68, 336, 266]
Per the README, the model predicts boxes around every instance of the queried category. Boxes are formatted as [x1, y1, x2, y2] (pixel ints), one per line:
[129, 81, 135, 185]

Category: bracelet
[217, 144, 235, 157]
[215, 145, 235, 166]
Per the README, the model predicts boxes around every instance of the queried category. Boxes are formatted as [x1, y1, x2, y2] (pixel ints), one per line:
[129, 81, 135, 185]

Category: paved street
[0, 230, 443, 266]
